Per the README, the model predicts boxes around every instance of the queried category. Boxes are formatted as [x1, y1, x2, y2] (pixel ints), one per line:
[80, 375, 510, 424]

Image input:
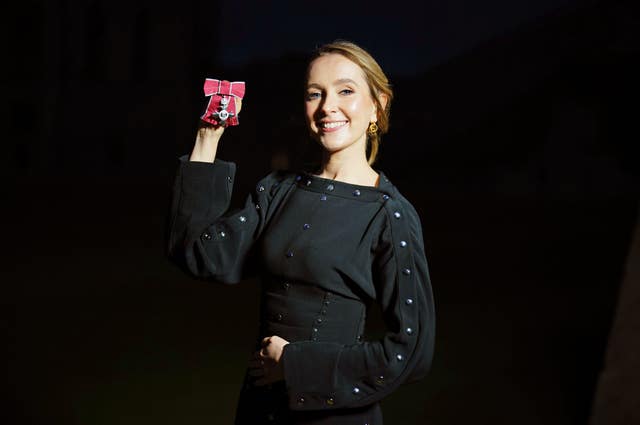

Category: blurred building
[4, 0, 219, 176]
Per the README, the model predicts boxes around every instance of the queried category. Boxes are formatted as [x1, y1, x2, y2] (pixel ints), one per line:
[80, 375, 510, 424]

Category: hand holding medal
[190, 78, 245, 162]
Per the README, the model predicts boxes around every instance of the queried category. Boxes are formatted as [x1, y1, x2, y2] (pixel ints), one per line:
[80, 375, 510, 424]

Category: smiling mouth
[319, 120, 348, 131]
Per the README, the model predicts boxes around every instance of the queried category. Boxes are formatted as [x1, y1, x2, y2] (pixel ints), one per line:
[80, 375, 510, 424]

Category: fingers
[259, 337, 272, 358]
[253, 347, 269, 360]
[247, 355, 273, 382]
[247, 343, 283, 387]
[261, 347, 270, 358]
[248, 350, 276, 376]
[250, 352, 275, 365]
[197, 122, 225, 142]
[247, 355, 268, 379]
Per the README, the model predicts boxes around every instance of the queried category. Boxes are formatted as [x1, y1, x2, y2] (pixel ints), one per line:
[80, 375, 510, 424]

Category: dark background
[3, 0, 639, 424]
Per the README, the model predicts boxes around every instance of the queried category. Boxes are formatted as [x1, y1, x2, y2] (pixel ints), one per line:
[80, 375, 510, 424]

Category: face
[305, 54, 377, 155]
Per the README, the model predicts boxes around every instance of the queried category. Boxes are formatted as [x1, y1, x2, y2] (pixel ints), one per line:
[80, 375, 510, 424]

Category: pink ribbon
[200, 78, 246, 126]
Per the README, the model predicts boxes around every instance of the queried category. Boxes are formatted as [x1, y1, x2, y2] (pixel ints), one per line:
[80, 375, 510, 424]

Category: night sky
[218, 0, 578, 75]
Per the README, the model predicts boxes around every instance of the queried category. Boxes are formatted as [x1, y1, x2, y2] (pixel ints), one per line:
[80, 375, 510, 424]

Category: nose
[320, 92, 338, 115]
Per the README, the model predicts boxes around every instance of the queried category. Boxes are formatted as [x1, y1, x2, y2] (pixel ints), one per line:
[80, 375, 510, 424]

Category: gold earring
[368, 122, 378, 135]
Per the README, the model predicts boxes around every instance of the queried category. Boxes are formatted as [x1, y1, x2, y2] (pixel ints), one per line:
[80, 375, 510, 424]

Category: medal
[200, 78, 246, 127]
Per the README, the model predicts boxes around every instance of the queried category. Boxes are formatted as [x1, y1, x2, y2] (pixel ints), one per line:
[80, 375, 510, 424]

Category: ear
[378, 93, 389, 111]
[371, 93, 389, 122]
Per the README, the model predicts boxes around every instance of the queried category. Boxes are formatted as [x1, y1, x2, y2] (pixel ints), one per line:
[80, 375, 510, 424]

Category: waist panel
[259, 277, 366, 346]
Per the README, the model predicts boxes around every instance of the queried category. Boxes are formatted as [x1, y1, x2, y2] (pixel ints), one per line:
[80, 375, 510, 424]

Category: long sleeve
[167, 155, 287, 283]
[281, 193, 436, 410]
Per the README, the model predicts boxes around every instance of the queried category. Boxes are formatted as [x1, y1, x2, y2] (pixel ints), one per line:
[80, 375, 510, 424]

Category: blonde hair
[309, 40, 393, 166]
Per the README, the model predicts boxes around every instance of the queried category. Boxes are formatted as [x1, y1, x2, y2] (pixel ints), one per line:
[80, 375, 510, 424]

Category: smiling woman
[168, 40, 435, 425]
[305, 42, 394, 172]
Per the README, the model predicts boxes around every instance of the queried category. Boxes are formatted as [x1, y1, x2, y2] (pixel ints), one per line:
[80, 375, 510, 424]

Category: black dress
[168, 157, 436, 425]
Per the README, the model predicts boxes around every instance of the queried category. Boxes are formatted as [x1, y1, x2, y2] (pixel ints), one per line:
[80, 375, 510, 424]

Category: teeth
[321, 121, 347, 129]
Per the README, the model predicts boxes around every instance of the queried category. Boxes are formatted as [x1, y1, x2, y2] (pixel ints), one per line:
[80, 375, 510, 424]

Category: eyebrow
[306, 78, 359, 90]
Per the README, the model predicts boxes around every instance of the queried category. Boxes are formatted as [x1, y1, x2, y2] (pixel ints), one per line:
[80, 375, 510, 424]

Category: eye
[339, 88, 354, 95]
[306, 92, 321, 101]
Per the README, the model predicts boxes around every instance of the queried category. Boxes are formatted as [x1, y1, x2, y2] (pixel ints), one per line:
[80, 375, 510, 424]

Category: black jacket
[168, 157, 435, 424]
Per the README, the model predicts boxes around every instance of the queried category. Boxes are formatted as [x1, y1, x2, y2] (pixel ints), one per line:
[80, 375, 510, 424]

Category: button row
[394, 205, 416, 376]
[296, 174, 392, 201]
[200, 230, 228, 240]
[295, 374, 387, 407]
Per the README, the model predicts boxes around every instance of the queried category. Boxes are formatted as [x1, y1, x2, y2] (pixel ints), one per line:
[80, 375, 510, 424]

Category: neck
[315, 139, 378, 186]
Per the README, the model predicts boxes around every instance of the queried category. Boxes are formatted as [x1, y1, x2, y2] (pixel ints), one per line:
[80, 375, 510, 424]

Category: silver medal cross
[211, 96, 235, 126]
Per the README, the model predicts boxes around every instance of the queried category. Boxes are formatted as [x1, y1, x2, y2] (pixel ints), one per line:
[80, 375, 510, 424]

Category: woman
[168, 40, 435, 425]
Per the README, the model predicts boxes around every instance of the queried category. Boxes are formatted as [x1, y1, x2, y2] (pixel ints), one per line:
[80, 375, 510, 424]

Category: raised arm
[167, 99, 287, 283]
